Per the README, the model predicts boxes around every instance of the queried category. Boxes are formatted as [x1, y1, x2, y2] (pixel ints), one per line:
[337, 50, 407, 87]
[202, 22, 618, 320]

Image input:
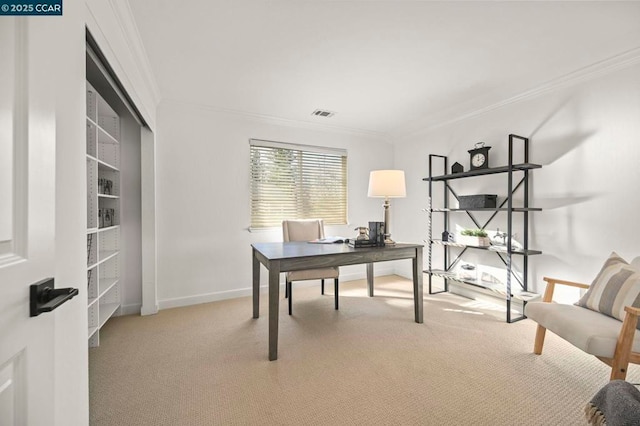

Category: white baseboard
[140, 304, 159, 316]
[120, 303, 142, 316]
[158, 265, 396, 311]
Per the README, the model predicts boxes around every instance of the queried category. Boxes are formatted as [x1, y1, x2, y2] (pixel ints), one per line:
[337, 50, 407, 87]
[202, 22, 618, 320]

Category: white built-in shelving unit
[86, 82, 121, 347]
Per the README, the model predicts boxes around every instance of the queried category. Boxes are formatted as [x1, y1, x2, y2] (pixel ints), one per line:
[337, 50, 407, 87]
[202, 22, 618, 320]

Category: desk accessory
[367, 169, 406, 245]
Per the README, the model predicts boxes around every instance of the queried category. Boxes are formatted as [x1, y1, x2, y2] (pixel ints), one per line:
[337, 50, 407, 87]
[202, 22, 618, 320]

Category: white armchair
[525, 255, 640, 381]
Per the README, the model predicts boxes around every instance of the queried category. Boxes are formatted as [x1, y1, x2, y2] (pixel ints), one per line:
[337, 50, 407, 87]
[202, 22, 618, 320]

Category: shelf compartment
[97, 135, 119, 169]
[430, 239, 542, 256]
[88, 250, 117, 270]
[98, 197, 119, 228]
[98, 125, 119, 145]
[98, 250, 118, 264]
[427, 270, 540, 302]
[98, 303, 120, 328]
[97, 94, 120, 140]
[96, 225, 119, 233]
[98, 278, 119, 299]
[97, 158, 119, 173]
[423, 163, 542, 182]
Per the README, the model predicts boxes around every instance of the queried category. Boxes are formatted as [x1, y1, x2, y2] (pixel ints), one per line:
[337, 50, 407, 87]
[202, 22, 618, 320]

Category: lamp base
[382, 199, 395, 246]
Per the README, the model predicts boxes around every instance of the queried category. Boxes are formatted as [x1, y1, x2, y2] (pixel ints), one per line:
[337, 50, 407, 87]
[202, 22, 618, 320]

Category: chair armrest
[611, 304, 640, 379]
[541, 277, 590, 303]
[624, 306, 640, 317]
[621, 306, 640, 342]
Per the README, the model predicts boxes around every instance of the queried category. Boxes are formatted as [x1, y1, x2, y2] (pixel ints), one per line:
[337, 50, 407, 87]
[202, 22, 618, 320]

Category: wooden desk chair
[282, 219, 339, 315]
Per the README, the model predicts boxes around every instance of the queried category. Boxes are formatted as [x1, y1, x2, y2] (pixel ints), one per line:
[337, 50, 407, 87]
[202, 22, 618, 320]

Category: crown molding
[393, 46, 640, 140]
[162, 98, 392, 141]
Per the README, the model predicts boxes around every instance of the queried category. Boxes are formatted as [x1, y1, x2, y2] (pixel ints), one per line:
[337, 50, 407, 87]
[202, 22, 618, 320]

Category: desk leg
[413, 247, 424, 323]
[366, 263, 374, 297]
[252, 249, 260, 319]
[268, 260, 281, 361]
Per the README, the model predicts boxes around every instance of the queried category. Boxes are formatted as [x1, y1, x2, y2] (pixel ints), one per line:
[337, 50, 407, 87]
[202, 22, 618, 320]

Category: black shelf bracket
[30, 278, 79, 317]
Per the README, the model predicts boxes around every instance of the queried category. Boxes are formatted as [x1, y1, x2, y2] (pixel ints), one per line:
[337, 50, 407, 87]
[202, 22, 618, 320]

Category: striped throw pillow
[576, 252, 640, 325]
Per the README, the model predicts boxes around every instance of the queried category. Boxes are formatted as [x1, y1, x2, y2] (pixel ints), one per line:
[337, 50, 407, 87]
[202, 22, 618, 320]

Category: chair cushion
[575, 252, 640, 325]
[287, 267, 339, 282]
[525, 301, 640, 358]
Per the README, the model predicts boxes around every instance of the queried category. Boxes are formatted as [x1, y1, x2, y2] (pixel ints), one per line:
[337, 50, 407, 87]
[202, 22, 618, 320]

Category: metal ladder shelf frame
[424, 134, 541, 323]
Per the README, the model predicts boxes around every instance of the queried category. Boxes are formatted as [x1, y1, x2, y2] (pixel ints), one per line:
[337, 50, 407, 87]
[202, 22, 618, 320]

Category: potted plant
[457, 228, 491, 247]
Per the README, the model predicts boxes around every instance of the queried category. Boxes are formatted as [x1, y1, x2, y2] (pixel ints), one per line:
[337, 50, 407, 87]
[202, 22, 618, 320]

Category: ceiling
[128, 1, 640, 138]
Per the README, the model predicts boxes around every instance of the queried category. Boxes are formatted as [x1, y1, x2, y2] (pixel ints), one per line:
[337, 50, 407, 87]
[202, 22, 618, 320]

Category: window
[249, 139, 347, 229]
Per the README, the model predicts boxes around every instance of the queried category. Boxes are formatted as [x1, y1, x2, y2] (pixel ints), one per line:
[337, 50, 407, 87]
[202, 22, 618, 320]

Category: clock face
[471, 153, 486, 167]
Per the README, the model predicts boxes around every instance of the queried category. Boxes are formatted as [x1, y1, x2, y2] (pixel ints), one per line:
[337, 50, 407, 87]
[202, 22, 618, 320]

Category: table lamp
[367, 170, 406, 245]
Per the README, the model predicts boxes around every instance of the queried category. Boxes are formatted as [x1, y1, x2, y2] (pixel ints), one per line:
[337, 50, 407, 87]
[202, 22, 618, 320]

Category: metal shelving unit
[423, 134, 542, 322]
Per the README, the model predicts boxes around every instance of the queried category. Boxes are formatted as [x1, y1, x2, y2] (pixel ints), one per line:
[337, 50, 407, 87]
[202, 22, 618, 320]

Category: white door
[0, 18, 64, 425]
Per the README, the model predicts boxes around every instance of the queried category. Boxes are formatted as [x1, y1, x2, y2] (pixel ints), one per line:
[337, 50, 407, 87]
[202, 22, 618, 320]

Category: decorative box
[458, 194, 497, 209]
[457, 234, 491, 247]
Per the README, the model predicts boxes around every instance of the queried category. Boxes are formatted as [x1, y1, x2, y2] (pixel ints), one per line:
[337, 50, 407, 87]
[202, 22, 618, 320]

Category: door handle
[30, 278, 79, 317]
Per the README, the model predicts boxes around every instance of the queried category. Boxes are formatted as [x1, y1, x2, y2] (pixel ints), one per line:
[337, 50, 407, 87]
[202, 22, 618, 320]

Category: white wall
[85, 0, 160, 128]
[155, 101, 394, 308]
[120, 114, 143, 313]
[392, 61, 640, 302]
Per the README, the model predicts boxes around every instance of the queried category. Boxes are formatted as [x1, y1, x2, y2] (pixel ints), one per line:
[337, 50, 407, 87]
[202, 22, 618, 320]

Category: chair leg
[321, 279, 325, 295]
[285, 280, 289, 299]
[610, 307, 639, 380]
[334, 278, 339, 310]
[533, 325, 547, 355]
[288, 282, 292, 315]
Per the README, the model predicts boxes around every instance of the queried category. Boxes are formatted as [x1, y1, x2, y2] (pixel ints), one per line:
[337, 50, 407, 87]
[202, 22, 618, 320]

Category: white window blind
[249, 139, 348, 229]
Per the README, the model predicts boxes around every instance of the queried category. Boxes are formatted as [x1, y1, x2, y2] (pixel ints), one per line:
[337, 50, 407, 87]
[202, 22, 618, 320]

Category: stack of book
[347, 239, 379, 248]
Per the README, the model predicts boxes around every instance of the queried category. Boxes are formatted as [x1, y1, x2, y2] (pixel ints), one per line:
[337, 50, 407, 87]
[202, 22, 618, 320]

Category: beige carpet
[89, 276, 640, 425]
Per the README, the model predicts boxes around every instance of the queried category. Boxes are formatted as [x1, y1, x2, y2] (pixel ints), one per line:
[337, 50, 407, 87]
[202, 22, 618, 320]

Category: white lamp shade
[367, 170, 406, 198]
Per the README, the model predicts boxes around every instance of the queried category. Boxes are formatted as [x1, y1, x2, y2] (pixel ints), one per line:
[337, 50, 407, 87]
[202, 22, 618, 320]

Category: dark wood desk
[252, 242, 424, 360]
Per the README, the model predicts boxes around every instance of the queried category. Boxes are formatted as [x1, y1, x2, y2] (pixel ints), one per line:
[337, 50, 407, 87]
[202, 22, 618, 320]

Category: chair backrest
[282, 219, 325, 242]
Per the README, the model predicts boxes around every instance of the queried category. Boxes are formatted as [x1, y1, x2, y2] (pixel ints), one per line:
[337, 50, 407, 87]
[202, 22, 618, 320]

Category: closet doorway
[86, 32, 157, 348]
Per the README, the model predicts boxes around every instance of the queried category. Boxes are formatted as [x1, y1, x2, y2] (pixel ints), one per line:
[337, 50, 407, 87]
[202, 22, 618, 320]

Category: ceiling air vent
[312, 109, 335, 118]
